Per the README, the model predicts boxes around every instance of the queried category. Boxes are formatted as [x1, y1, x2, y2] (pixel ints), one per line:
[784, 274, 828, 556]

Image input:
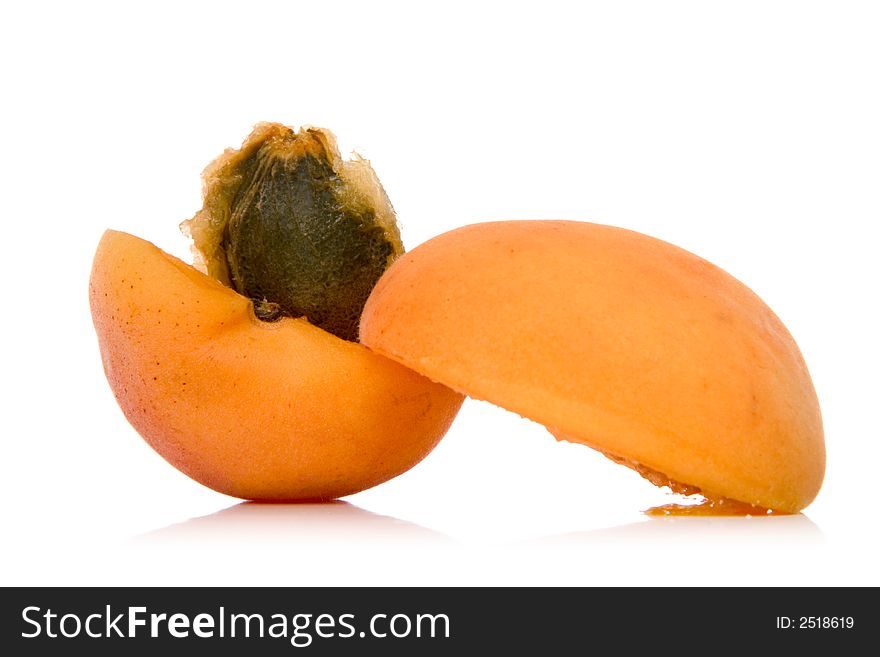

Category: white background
[2, 1, 878, 586]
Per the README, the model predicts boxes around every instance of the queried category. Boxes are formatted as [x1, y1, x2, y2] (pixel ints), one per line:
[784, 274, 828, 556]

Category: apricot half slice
[360, 220, 825, 513]
[90, 230, 463, 500]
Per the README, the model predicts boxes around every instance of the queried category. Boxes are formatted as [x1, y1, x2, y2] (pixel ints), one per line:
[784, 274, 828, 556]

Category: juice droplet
[646, 497, 783, 517]
[601, 449, 787, 516]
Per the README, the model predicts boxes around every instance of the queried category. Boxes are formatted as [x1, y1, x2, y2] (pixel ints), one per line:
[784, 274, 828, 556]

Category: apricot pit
[183, 123, 403, 341]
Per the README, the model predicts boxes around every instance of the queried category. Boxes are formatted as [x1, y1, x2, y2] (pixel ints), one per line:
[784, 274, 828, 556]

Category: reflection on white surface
[524, 512, 823, 547]
[132, 501, 454, 547]
[133, 500, 822, 550]
[108, 505, 829, 586]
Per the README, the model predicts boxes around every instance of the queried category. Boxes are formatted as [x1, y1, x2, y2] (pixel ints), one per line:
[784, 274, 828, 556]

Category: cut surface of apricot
[90, 230, 463, 500]
[360, 220, 824, 513]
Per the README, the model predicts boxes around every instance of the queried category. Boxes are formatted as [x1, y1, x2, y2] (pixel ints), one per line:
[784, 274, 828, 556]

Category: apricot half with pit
[89, 125, 463, 500]
[360, 220, 825, 513]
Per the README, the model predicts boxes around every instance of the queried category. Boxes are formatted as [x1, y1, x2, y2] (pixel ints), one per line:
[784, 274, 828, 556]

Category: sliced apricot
[360, 220, 825, 513]
[90, 123, 463, 500]
[90, 230, 463, 500]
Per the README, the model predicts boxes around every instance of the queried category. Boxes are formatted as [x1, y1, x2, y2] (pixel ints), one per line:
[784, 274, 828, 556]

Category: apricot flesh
[89, 230, 463, 500]
[360, 220, 825, 513]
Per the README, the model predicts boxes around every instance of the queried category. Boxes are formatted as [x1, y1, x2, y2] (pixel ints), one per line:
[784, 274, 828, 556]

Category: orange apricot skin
[89, 230, 463, 500]
[360, 220, 824, 513]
